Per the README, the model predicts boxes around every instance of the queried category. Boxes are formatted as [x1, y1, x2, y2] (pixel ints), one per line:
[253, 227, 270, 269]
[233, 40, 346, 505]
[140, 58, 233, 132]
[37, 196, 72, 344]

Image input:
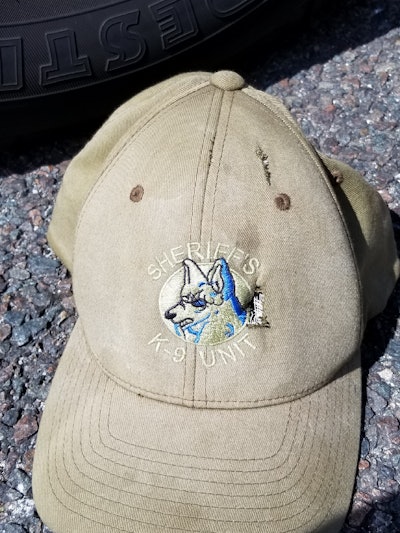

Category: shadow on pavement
[236, 0, 400, 87]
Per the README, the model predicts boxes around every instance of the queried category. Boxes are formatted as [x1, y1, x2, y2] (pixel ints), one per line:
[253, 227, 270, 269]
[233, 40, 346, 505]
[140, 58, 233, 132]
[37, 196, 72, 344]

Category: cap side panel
[191, 90, 362, 406]
[318, 152, 400, 320]
[104, 72, 211, 128]
[47, 72, 211, 272]
[74, 85, 228, 405]
[244, 87, 364, 330]
[252, 85, 399, 320]
[73, 81, 212, 264]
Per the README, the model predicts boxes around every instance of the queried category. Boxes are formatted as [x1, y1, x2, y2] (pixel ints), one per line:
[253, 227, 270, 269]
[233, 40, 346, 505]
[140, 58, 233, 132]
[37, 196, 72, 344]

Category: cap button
[210, 70, 245, 91]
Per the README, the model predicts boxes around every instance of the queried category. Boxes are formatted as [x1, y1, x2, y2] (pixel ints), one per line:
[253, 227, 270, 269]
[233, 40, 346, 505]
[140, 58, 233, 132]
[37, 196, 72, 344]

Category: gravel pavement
[1, 0, 400, 531]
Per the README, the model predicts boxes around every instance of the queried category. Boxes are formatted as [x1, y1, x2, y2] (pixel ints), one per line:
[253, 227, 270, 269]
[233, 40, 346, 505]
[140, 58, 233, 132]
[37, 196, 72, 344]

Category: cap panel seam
[187, 87, 223, 407]
[208, 92, 234, 246]
[205, 91, 235, 407]
[194, 88, 224, 409]
[189, 87, 221, 245]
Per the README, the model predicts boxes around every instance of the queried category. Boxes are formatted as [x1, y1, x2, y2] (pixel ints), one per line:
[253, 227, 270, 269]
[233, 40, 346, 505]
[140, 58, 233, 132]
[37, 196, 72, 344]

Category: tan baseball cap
[33, 70, 399, 533]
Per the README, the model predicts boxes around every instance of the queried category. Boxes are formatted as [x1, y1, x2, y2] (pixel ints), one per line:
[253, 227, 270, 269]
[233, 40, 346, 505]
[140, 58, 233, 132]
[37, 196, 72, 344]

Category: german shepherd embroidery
[164, 258, 247, 345]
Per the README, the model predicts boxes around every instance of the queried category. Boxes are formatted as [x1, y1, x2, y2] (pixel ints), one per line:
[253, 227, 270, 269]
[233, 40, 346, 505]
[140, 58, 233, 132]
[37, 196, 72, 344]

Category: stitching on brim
[78, 376, 315, 496]
[74, 384, 325, 505]
[43, 338, 353, 531]
[71, 346, 325, 504]
[103, 380, 297, 466]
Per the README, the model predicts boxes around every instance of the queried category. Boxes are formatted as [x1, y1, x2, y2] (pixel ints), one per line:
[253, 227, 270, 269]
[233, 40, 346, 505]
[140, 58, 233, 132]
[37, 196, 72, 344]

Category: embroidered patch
[159, 257, 251, 346]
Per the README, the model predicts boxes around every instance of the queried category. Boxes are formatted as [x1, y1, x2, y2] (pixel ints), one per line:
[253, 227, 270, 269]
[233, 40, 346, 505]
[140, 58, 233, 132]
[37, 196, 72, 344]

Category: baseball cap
[33, 70, 399, 533]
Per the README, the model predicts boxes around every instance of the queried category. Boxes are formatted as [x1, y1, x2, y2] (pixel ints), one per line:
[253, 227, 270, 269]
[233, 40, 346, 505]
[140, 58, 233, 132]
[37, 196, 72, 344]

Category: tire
[0, 0, 321, 145]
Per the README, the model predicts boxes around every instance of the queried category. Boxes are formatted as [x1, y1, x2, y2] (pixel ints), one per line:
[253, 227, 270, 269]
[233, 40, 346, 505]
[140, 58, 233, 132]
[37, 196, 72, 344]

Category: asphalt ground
[0, 0, 400, 531]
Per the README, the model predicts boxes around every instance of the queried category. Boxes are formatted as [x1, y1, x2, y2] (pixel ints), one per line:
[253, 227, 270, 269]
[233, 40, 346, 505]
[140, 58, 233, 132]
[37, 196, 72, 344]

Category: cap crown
[49, 72, 399, 409]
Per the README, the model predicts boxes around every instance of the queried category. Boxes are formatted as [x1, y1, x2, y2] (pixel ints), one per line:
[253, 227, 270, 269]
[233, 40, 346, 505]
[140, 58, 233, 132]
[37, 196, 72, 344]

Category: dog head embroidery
[163, 258, 247, 345]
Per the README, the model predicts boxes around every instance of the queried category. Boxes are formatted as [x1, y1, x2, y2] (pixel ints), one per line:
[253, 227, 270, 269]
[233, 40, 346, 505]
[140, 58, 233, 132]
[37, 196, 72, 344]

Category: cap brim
[33, 320, 360, 533]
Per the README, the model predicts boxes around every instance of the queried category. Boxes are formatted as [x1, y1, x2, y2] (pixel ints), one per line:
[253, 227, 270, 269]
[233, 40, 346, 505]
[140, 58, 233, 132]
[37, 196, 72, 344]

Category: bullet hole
[256, 146, 271, 185]
[247, 288, 271, 328]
